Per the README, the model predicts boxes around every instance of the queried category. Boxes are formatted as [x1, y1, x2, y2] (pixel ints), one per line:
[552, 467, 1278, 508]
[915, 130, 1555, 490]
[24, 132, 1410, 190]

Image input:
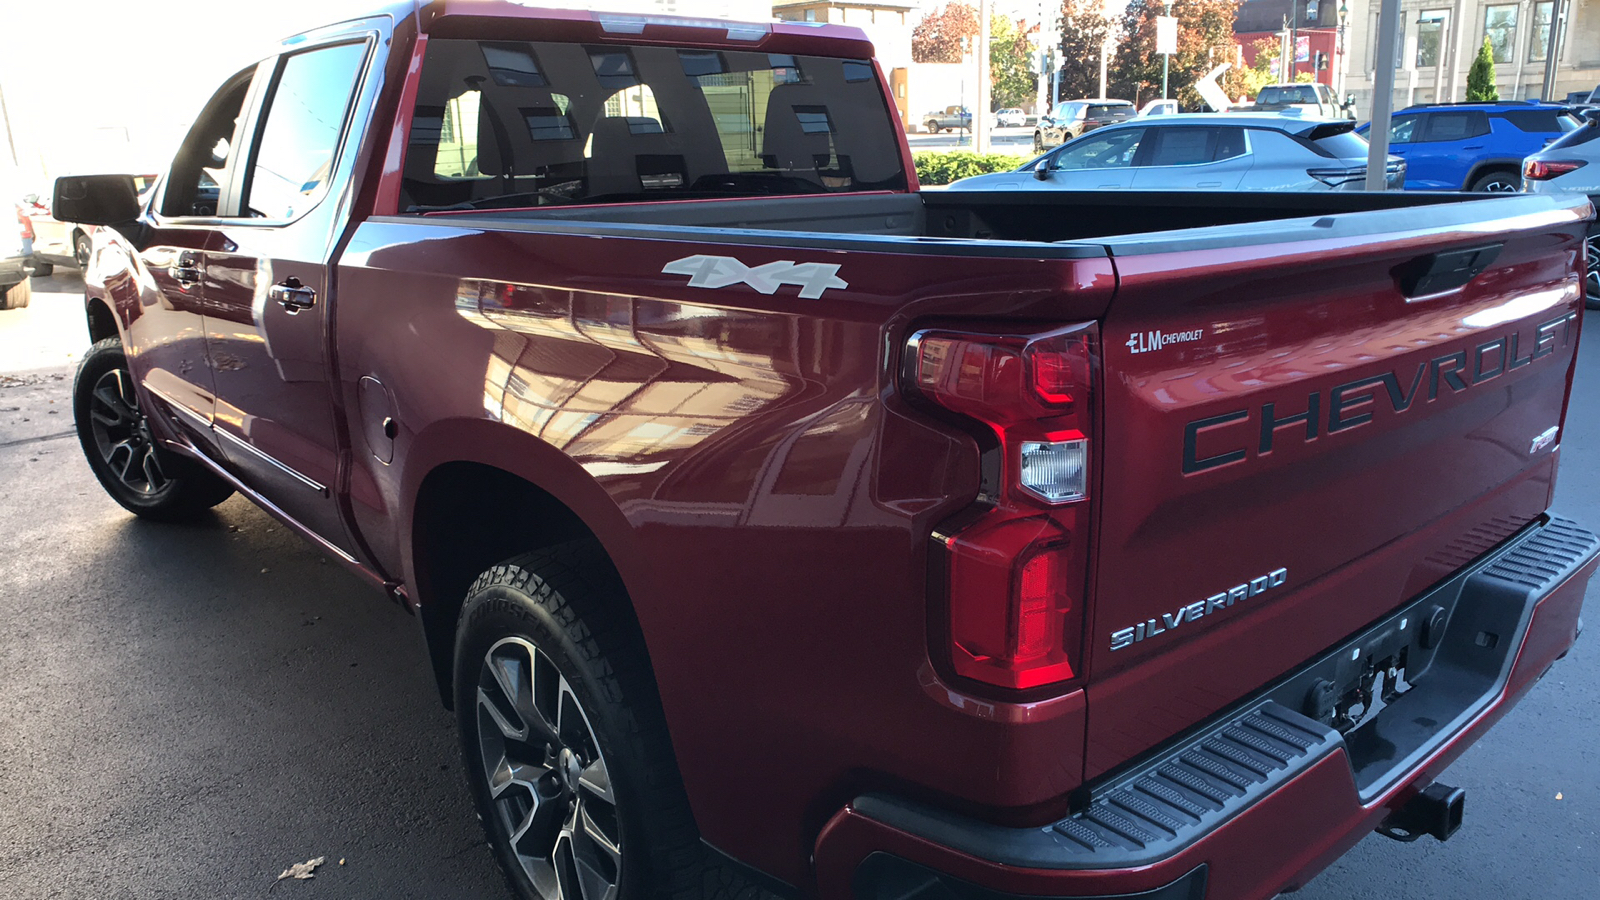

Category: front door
[201, 35, 376, 555]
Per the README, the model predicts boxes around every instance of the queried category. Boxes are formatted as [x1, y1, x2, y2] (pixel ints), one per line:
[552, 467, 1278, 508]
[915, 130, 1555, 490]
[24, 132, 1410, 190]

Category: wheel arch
[1462, 158, 1523, 190]
[85, 296, 119, 344]
[400, 418, 651, 710]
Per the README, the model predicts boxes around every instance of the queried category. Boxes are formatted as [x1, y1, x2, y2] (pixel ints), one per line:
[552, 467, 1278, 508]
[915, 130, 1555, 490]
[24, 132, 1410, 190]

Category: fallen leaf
[275, 857, 325, 884]
[339, 859, 345, 866]
[1556, 792, 1563, 800]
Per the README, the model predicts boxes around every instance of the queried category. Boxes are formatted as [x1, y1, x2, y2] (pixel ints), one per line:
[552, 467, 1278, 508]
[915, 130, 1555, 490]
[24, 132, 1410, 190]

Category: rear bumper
[815, 515, 1597, 900]
[0, 252, 29, 285]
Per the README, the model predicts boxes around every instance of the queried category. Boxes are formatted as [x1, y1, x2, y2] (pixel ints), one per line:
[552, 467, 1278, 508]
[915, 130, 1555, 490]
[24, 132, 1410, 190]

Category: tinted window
[1258, 86, 1319, 105]
[1143, 127, 1223, 166]
[1312, 129, 1372, 158]
[402, 40, 907, 210]
[1049, 128, 1145, 169]
[1422, 110, 1489, 141]
[1497, 109, 1580, 132]
[1389, 114, 1420, 143]
[244, 43, 368, 220]
[1086, 103, 1134, 120]
[1542, 119, 1600, 149]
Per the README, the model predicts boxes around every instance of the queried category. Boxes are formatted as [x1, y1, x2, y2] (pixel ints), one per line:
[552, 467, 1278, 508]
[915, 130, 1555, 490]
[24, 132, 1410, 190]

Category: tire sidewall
[453, 574, 657, 900]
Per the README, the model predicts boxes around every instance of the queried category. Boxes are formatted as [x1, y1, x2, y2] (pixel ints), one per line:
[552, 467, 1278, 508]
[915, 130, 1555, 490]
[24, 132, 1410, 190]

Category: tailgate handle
[1394, 243, 1502, 300]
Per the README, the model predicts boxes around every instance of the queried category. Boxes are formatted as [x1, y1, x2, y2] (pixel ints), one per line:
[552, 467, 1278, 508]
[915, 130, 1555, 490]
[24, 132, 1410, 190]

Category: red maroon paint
[72, 3, 1596, 898]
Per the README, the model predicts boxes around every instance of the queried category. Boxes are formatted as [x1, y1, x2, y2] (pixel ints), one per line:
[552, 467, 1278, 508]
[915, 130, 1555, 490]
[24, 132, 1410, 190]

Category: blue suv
[1358, 101, 1580, 192]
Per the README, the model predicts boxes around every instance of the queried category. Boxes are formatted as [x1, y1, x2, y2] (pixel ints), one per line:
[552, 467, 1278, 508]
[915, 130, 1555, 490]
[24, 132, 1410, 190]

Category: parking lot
[0, 274, 1596, 898]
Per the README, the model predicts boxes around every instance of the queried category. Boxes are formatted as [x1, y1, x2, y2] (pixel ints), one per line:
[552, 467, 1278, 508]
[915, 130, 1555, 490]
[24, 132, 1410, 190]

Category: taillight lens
[908, 324, 1095, 690]
[1524, 159, 1586, 180]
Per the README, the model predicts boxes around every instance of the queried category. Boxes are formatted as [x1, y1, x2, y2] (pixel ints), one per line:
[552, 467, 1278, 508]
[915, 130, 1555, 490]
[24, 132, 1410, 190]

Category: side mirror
[1034, 159, 1053, 180]
[52, 174, 141, 226]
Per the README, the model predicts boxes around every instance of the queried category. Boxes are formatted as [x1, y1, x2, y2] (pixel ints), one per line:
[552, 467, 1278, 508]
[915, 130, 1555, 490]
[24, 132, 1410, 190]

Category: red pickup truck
[56, 4, 1596, 900]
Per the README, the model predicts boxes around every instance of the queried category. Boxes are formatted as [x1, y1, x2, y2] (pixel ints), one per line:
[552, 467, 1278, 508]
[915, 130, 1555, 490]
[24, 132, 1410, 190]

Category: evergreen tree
[1465, 36, 1499, 101]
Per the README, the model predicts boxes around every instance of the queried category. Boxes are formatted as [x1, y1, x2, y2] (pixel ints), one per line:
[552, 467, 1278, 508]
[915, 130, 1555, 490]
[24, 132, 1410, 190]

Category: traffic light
[1316, 51, 1328, 71]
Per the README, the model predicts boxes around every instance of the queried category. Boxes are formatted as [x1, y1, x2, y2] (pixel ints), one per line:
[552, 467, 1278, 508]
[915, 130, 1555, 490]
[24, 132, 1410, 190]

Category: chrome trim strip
[143, 383, 214, 430]
[211, 425, 329, 497]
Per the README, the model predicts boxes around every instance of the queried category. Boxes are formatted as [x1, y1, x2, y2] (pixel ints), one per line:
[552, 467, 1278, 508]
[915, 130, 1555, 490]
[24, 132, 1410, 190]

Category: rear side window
[244, 42, 369, 220]
[1542, 119, 1600, 149]
[1310, 129, 1371, 158]
[1139, 127, 1244, 166]
[1496, 109, 1580, 132]
[402, 40, 907, 211]
[1087, 104, 1134, 120]
[1421, 111, 1490, 142]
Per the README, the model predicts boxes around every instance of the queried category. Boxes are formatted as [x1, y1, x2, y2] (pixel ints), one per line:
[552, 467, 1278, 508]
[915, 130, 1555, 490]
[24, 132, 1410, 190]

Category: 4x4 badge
[663, 255, 847, 299]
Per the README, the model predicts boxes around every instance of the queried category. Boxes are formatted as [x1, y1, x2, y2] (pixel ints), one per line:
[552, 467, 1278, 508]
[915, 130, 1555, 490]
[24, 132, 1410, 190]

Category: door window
[1136, 127, 1247, 167]
[1422, 111, 1490, 142]
[1389, 114, 1420, 143]
[1049, 128, 1145, 169]
[242, 42, 369, 221]
[159, 67, 256, 218]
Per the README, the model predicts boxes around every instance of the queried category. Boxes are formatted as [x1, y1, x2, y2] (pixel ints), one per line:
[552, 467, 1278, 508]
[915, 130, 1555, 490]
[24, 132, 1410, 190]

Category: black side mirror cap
[1034, 164, 1051, 181]
[52, 174, 141, 226]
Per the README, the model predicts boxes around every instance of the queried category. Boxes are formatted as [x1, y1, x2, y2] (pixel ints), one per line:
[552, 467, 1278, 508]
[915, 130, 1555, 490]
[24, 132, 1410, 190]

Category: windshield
[402, 40, 907, 211]
[1258, 86, 1318, 105]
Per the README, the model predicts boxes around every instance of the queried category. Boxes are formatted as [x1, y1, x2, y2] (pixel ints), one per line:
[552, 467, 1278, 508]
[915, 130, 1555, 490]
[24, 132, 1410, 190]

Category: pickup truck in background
[57, 4, 1597, 900]
[922, 106, 972, 133]
[1244, 82, 1356, 120]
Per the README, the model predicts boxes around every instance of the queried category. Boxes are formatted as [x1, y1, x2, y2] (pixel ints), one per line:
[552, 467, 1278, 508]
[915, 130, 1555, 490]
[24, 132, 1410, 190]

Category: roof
[771, 0, 918, 9]
[1109, 112, 1354, 133]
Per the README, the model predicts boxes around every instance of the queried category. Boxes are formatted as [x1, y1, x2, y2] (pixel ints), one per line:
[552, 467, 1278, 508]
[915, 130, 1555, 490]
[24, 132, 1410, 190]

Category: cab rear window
[401, 40, 908, 211]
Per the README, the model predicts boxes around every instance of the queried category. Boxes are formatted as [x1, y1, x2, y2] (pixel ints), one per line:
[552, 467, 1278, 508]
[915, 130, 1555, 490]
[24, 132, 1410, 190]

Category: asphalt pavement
[0, 272, 1595, 899]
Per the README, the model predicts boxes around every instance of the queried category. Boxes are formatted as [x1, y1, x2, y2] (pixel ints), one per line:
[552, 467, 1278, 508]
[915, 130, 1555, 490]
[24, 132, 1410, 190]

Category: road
[907, 125, 1038, 153]
[0, 272, 1595, 899]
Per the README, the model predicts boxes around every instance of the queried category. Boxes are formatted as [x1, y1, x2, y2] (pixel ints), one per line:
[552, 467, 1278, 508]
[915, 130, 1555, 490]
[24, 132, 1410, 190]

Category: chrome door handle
[169, 251, 201, 284]
[269, 277, 316, 312]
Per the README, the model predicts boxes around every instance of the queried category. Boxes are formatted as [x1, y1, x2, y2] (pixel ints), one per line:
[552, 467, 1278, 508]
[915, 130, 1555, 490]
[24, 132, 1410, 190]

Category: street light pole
[1336, 1, 1350, 100]
[1162, 0, 1174, 99]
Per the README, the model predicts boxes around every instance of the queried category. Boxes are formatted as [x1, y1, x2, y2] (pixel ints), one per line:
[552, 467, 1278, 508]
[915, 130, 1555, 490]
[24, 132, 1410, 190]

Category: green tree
[1056, 0, 1112, 103]
[1109, 0, 1243, 108]
[1466, 36, 1499, 101]
[990, 15, 1037, 109]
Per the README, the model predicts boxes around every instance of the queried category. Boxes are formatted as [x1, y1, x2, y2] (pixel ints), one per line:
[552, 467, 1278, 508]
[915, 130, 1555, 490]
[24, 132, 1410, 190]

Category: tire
[1470, 169, 1521, 193]
[72, 338, 235, 520]
[455, 544, 774, 900]
[1033, 132, 1044, 154]
[1586, 234, 1600, 311]
[31, 262, 52, 277]
[74, 232, 91, 269]
[0, 277, 30, 310]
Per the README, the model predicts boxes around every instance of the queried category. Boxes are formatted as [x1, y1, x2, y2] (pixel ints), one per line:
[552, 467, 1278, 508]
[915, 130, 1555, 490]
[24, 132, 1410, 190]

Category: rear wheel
[73, 338, 234, 520]
[1033, 132, 1044, 154]
[74, 231, 92, 268]
[1470, 169, 1521, 192]
[926, 121, 941, 133]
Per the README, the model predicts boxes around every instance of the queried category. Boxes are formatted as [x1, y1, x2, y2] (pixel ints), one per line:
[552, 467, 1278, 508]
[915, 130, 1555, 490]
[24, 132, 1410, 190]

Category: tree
[1109, 0, 1243, 108]
[913, 3, 980, 64]
[1056, 0, 1112, 103]
[1466, 36, 1499, 101]
[990, 15, 1038, 109]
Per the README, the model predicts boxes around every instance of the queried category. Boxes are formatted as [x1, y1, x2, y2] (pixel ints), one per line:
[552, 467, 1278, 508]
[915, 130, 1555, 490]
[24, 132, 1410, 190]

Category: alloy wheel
[477, 637, 622, 900]
[86, 368, 168, 495]
[1480, 177, 1519, 192]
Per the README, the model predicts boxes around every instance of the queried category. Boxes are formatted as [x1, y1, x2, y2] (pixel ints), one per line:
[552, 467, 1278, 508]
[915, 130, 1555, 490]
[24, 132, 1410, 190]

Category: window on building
[1484, 5, 1517, 64]
[804, 9, 816, 21]
[1374, 19, 1404, 68]
[1530, 2, 1553, 62]
[1417, 11, 1447, 67]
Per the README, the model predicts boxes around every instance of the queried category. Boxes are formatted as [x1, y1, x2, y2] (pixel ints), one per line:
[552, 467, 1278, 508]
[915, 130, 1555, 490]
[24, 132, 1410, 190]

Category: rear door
[200, 25, 381, 556]
[1409, 110, 1490, 189]
[1083, 197, 1588, 776]
[1129, 126, 1251, 189]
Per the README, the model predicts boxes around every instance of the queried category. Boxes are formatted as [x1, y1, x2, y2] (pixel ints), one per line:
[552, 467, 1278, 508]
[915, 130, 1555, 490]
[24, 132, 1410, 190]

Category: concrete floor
[0, 272, 1595, 898]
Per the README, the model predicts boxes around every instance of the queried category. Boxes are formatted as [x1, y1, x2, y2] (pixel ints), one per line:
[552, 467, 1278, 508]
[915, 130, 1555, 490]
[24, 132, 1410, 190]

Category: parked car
[953, 114, 1404, 191]
[994, 107, 1025, 127]
[922, 106, 970, 133]
[1358, 101, 1581, 191]
[57, 5, 1596, 900]
[1522, 115, 1600, 307]
[23, 175, 157, 272]
[1245, 82, 1355, 119]
[1139, 98, 1180, 116]
[1034, 98, 1135, 152]
[2, 170, 34, 310]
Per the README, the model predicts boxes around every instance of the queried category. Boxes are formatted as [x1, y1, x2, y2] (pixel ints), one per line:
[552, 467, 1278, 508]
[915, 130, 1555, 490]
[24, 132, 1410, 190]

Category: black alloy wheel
[1472, 170, 1521, 192]
[475, 635, 623, 900]
[72, 338, 234, 519]
[74, 232, 92, 268]
[85, 366, 169, 496]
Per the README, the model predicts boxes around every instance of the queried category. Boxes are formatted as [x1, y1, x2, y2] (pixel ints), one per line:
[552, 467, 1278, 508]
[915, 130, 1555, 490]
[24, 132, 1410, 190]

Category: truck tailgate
[1083, 195, 1591, 778]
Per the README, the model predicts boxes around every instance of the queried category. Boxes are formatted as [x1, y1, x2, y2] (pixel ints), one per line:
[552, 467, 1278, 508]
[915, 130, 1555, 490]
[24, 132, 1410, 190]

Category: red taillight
[16, 207, 33, 241]
[909, 325, 1095, 691]
[1524, 159, 1587, 180]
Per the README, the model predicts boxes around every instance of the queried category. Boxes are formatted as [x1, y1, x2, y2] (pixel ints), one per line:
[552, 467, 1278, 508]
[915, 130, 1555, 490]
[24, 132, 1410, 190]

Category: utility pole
[1446, 0, 1468, 100]
[1367, 0, 1401, 190]
[1289, 0, 1298, 80]
[1540, 0, 1567, 100]
[975, 0, 992, 153]
[0, 81, 17, 167]
[1160, 0, 1175, 99]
